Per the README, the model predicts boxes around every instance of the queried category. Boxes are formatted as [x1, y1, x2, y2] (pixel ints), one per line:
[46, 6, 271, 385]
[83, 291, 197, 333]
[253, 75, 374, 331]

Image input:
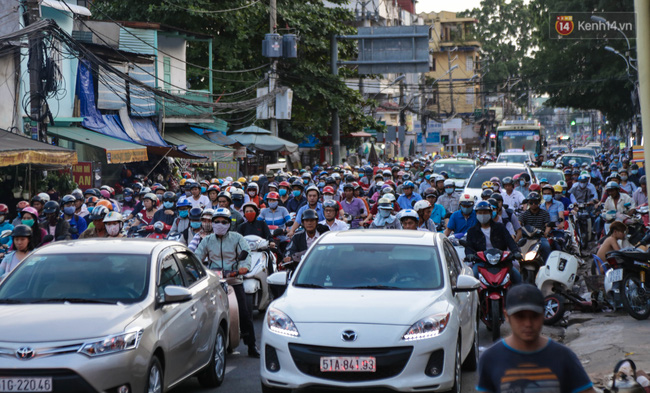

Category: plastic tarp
[195, 128, 237, 146]
[0, 130, 77, 167]
[48, 127, 148, 164]
[129, 64, 156, 116]
[229, 126, 298, 153]
[164, 128, 234, 162]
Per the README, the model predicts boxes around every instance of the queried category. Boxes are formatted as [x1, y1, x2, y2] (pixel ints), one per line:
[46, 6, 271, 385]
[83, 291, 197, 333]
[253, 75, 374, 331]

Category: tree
[91, 0, 379, 144]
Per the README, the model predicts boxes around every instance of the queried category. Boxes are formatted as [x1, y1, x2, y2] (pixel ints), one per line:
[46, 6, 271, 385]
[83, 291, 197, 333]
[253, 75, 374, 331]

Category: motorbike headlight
[478, 272, 489, 286]
[247, 240, 259, 251]
[267, 308, 300, 337]
[500, 273, 510, 286]
[485, 252, 501, 265]
[402, 313, 450, 341]
[524, 244, 540, 261]
[79, 328, 143, 357]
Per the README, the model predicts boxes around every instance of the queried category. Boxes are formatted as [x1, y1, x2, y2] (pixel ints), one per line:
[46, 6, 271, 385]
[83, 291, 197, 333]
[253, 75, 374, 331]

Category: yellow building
[419, 11, 482, 117]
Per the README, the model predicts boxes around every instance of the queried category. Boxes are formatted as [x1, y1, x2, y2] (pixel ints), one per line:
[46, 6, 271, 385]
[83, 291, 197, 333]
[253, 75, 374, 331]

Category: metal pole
[25, 0, 45, 142]
[399, 80, 404, 157]
[269, 0, 278, 137]
[635, 0, 649, 189]
[331, 35, 340, 165]
[448, 51, 455, 116]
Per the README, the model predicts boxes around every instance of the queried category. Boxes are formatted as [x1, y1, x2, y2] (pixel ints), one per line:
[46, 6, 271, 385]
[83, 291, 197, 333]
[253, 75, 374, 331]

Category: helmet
[402, 181, 415, 189]
[210, 178, 219, 185]
[401, 173, 411, 181]
[72, 190, 84, 201]
[481, 189, 494, 199]
[85, 196, 99, 205]
[231, 188, 245, 199]
[100, 190, 111, 199]
[123, 188, 134, 197]
[513, 174, 521, 181]
[11, 225, 32, 238]
[37, 192, 50, 202]
[539, 178, 548, 184]
[434, 175, 445, 183]
[103, 211, 123, 223]
[342, 183, 354, 191]
[413, 200, 432, 212]
[89, 205, 110, 221]
[377, 197, 393, 210]
[179, 179, 187, 187]
[30, 195, 44, 204]
[322, 186, 335, 195]
[247, 182, 259, 191]
[16, 201, 30, 210]
[556, 180, 567, 188]
[188, 182, 200, 190]
[502, 176, 514, 185]
[542, 184, 555, 192]
[423, 187, 438, 198]
[528, 184, 541, 193]
[553, 184, 563, 193]
[291, 180, 305, 189]
[42, 201, 60, 215]
[202, 209, 215, 219]
[61, 195, 76, 205]
[399, 209, 419, 221]
[606, 181, 620, 190]
[0, 204, 7, 214]
[482, 181, 494, 190]
[217, 191, 232, 203]
[440, 171, 449, 178]
[301, 209, 319, 221]
[267, 191, 280, 200]
[143, 193, 158, 203]
[207, 185, 220, 193]
[527, 192, 541, 203]
[578, 175, 589, 183]
[84, 188, 100, 198]
[213, 207, 231, 220]
[238, 177, 247, 183]
[475, 200, 492, 211]
[323, 200, 338, 210]
[241, 202, 259, 214]
[162, 191, 177, 202]
[176, 198, 192, 208]
[305, 185, 320, 195]
[489, 176, 500, 183]
[491, 193, 503, 203]
[384, 193, 396, 202]
[22, 206, 39, 218]
[444, 179, 455, 188]
[459, 194, 475, 206]
[189, 207, 203, 220]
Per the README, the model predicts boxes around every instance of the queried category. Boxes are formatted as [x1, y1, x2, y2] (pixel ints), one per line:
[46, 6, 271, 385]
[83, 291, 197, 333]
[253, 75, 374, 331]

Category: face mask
[106, 224, 120, 237]
[519, 180, 525, 186]
[202, 222, 213, 232]
[620, 175, 628, 181]
[542, 194, 552, 202]
[248, 191, 256, 197]
[157, 194, 163, 201]
[303, 179, 309, 185]
[562, 190, 567, 195]
[63, 206, 76, 216]
[213, 222, 230, 236]
[631, 170, 639, 175]
[124, 196, 132, 202]
[425, 175, 431, 180]
[318, 182, 325, 188]
[292, 190, 301, 198]
[233, 199, 244, 208]
[492, 211, 497, 218]
[245, 212, 257, 222]
[493, 186, 499, 191]
[445, 188, 454, 194]
[185, 191, 192, 197]
[579, 182, 587, 188]
[22, 219, 34, 227]
[461, 206, 473, 215]
[279, 189, 287, 197]
[268, 201, 278, 209]
[477, 214, 491, 224]
[201, 187, 207, 193]
[163, 201, 174, 209]
[379, 209, 391, 218]
[87, 206, 94, 214]
[323, 195, 333, 201]
[190, 221, 201, 229]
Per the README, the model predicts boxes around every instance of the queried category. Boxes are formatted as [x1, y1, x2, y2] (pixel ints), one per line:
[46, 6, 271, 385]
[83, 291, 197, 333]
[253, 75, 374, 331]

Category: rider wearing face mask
[193, 208, 258, 358]
[103, 212, 125, 238]
[285, 181, 307, 214]
[180, 207, 203, 245]
[444, 194, 478, 237]
[246, 183, 266, 209]
[170, 199, 192, 235]
[61, 195, 87, 240]
[438, 179, 460, 216]
[0, 204, 14, 252]
[618, 168, 638, 195]
[569, 175, 598, 205]
[369, 198, 401, 229]
[236, 203, 274, 246]
[540, 185, 565, 229]
[258, 192, 292, 229]
[42, 201, 71, 242]
[0, 225, 34, 278]
[188, 209, 215, 252]
[151, 191, 177, 233]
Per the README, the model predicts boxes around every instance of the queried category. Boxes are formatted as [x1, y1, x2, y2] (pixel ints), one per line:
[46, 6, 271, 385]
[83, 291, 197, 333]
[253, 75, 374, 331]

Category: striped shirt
[518, 209, 550, 231]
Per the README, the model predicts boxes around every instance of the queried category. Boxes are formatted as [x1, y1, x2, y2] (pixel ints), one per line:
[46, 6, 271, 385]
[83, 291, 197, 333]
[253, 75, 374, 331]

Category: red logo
[555, 15, 574, 36]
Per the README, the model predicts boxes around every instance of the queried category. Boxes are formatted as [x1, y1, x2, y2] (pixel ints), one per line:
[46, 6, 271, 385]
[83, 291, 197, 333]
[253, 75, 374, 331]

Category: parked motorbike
[242, 235, 276, 319]
[518, 225, 546, 283]
[536, 251, 593, 325]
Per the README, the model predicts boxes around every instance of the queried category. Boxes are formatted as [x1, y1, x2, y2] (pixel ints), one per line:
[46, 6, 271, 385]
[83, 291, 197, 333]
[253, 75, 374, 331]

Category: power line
[160, 0, 262, 14]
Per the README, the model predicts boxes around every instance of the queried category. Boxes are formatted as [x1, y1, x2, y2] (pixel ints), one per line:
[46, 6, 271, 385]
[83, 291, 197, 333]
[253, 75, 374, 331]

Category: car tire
[443, 339, 462, 393]
[462, 313, 479, 371]
[145, 356, 163, 393]
[198, 326, 227, 388]
[261, 382, 291, 393]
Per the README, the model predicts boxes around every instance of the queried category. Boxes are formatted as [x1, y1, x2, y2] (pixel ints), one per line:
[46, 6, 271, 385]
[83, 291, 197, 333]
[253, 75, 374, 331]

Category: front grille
[0, 369, 98, 393]
[288, 343, 412, 382]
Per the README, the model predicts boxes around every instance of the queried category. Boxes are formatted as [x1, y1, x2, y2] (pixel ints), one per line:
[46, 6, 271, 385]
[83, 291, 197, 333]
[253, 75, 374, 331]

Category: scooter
[242, 235, 276, 319]
[535, 251, 594, 325]
[518, 225, 546, 283]
[448, 233, 467, 264]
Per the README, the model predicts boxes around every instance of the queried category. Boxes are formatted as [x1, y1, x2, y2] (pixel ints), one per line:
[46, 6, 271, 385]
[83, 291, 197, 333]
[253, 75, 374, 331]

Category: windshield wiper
[294, 283, 324, 288]
[32, 298, 118, 304]
[352, 285, 401, 290]
[0, 299, 24, 304]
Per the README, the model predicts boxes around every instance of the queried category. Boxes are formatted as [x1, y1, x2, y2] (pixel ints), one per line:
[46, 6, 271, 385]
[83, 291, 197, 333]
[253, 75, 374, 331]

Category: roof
[49, 127, 148, 164]
[116, 20, 212, 41]
[36, 238, 180, 255]
[480, 162, 528, 168]
[0, 130, 77, 167]
[317, 229, 438, 246]
[163, 128, 234, 162]
[41, 0, 91, 16]
[433, 158, 476, 164]
[230, 126, 298, 153]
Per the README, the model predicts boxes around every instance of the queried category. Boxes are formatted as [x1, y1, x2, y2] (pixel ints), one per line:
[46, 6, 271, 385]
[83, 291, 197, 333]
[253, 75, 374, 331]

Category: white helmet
[413, 200, 432, 212]
[398, 209, 419, 221]
[103, 211, 123, 223]
[38, 192, 50, 202]
[434, 175, 445, 183]
[444, 179, 455, 187]
[384, 193, 396, 202]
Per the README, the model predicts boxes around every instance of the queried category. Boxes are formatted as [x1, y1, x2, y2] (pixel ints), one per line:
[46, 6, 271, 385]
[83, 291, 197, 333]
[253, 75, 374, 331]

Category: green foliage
[91, 0, 380, 145]
[38, 172, 77, 195]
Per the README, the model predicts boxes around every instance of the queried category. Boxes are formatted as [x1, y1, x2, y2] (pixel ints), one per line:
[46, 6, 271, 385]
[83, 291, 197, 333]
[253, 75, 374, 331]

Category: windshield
[532, 169, 565, 185]
[497, 154, 528, 164]
[497, 130, 540, 154]
[294, 243, 443, 290]
[0, 253, 149, 304]
[573, 148, 596, 157]
[559, 155, 593, 166]
[431, 162, 476, 179]
[467, 168, 529, 188]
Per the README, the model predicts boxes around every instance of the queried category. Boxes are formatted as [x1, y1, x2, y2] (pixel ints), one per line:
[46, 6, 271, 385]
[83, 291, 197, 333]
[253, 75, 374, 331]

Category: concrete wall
[157, 35, 187, 94]
[0, 50, 20, 131]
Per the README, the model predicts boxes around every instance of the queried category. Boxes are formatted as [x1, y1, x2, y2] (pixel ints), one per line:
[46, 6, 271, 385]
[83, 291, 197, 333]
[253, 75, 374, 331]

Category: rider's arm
[236, 234, 252, 272]
[192, 233, 208, 258]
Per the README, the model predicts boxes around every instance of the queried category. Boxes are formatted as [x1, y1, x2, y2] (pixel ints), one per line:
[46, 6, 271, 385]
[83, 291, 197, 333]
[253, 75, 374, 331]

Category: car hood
[274, 288, 448, 325]
[0, 303, 145, 342]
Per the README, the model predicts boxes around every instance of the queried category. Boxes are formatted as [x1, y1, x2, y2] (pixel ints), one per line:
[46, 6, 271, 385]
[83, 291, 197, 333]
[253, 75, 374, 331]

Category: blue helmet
[176, 198, 192, 208]
[402, 181, 415, 189]
[578, 174, 589, 182]
[475, 200, 492, 211]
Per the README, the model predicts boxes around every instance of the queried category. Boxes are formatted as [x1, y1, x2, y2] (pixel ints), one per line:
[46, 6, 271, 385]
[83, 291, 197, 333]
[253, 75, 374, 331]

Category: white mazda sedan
[260, 230, 480, 393]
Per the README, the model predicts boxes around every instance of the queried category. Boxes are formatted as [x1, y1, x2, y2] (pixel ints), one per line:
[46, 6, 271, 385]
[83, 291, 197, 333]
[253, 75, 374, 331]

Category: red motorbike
[464, 246, 515, 342]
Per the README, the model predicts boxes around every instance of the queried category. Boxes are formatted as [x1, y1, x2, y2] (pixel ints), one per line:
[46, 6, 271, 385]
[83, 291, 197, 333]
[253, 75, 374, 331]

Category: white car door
[443, 241, 474, 356]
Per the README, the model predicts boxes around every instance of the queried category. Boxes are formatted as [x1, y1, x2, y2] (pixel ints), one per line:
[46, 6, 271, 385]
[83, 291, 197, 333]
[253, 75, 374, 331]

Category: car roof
[434, 158, 475, 164]
[33, 239, 181, 255]
[498, 152, 529, 156]
[478, 162, 528, 169]
[316, 229, 440, 246]
[561, 154, 593, 158]
[533, 168, 562, 173]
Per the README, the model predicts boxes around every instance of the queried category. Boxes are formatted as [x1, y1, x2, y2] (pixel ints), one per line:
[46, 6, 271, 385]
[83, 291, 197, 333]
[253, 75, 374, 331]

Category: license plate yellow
[0, 377, 52, 392]
[320, 356, 376, 372]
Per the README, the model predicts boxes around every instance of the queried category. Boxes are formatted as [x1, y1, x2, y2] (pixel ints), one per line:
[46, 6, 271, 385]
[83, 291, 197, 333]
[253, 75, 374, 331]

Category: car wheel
[145, 357, 163, 393]
[198, 326, 227, 388]
[261, 382, 292, 393]
[462, 313, 479, 371]
[444, 340, 462, 393]
[543, 294, 565, 325]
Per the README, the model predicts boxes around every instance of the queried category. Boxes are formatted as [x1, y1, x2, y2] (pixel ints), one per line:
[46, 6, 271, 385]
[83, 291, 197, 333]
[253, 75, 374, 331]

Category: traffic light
[570, 120, 576, 126]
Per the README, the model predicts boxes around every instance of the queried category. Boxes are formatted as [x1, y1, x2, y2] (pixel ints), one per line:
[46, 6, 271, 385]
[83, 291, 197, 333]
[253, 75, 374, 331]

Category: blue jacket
[397, 193, 422, 210]
[65, 214, 88, 240]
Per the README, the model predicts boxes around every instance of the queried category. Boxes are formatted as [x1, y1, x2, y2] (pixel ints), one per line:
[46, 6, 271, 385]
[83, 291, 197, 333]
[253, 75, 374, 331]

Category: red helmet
[384, 180, 395, 187]
[16, 201, 30, 210]
[207, 184, 220, 193]
[267, 192, 280, 200]
[528, 184, 541, 193]
[0, 204, 8, 214]
[22, 206, 39, 218]
[513, 174, 521, 181]
[279, 181, 291, 188]
[322, 186, 335, 194]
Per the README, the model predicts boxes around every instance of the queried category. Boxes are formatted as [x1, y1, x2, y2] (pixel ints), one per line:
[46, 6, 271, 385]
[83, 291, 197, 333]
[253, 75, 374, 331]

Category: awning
[163, 128, 234, 162]
[0, 130, 77, 167]
[191, 119, 229, 134]
[193, 127, 237, 146]
[229, 126, 298, 153]
[48, 127, 148, 164]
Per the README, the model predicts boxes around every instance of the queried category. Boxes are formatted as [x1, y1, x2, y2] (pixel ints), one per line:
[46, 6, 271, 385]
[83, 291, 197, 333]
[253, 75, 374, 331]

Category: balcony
[159, 90, 213, 123]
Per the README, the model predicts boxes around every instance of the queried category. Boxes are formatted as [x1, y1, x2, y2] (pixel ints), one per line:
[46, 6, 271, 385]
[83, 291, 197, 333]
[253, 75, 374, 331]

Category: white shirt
[319, 219, 348, 232]
[481, 227, 493, 249]
[502, 190, 525, 210]
[306, 230, 321, 249]
[183, 195, 210, 209]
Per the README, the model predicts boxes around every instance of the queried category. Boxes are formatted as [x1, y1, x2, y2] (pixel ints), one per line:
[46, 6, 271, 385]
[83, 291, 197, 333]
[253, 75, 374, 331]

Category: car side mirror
[163, 286, 192, 304]
[453, 275, 480, 293]
[267, 271, 289, 298]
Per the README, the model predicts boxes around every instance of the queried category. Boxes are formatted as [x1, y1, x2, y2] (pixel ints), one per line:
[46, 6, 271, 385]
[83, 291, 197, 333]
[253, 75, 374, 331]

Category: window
[466, 56, 474, 72]
[429, 53, 435, 71]
[443, 243, 460, 287]
[163, 57, 171, 91]
[158, 255, 184, 300]
[176, 252, 206, 286]
[466, 87, 475, 105]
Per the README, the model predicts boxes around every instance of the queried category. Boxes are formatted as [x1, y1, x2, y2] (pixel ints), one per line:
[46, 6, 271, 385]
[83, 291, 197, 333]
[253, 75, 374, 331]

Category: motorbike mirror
[458, 239, 469, 248]
[238, 251, 249, 261]
[517, 238, 527, 247]
[0, 230, 11, 239]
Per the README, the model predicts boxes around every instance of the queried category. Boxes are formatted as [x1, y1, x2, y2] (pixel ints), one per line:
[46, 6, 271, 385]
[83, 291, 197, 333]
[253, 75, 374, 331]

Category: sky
[417, 0, 483, 13]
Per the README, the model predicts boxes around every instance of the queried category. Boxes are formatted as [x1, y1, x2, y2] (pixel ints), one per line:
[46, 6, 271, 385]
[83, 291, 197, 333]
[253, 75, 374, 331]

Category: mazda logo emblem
[341, 330, 357, 342]
[16, 347, 35, 360]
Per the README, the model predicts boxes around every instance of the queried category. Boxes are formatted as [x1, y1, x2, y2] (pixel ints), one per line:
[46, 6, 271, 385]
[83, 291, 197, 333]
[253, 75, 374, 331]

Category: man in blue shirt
[285, 181, 307, 213]
[287, 186, 325, 237]
[540, 185, 565, 229]
[397, 181, 422, 210]
[444, 194, 477, 236]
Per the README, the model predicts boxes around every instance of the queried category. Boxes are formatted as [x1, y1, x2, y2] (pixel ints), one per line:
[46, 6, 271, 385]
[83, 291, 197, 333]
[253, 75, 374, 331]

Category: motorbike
[535, 251, 594, 325]
[268, 250, 307, 298]
[605, 233, 650, 320]
[571, 203, 596, 255]
[518, 225, 546, 283]
[463, 242, 515, 342]
[242, 235, 276, 319]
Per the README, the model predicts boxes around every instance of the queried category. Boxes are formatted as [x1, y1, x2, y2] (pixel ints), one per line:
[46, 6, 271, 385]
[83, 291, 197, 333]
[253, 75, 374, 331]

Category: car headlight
[402, 313, 450, 341]
[267, 308, 300, 337]
[500, 273, 510, 286]
[478, 272, 489, 286]
[79, 328, 143, 357]
[524, 244, 540, 261]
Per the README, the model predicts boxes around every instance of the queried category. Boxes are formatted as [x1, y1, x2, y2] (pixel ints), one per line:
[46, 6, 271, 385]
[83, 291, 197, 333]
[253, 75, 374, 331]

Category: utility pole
[358, 1, 372, 96]
[331, 36, 340, 165]
[269, 0, 278, 137]
[25, 0, 46, 142]
[399, 79, 405, 157]
[447, 51, 455, 116]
